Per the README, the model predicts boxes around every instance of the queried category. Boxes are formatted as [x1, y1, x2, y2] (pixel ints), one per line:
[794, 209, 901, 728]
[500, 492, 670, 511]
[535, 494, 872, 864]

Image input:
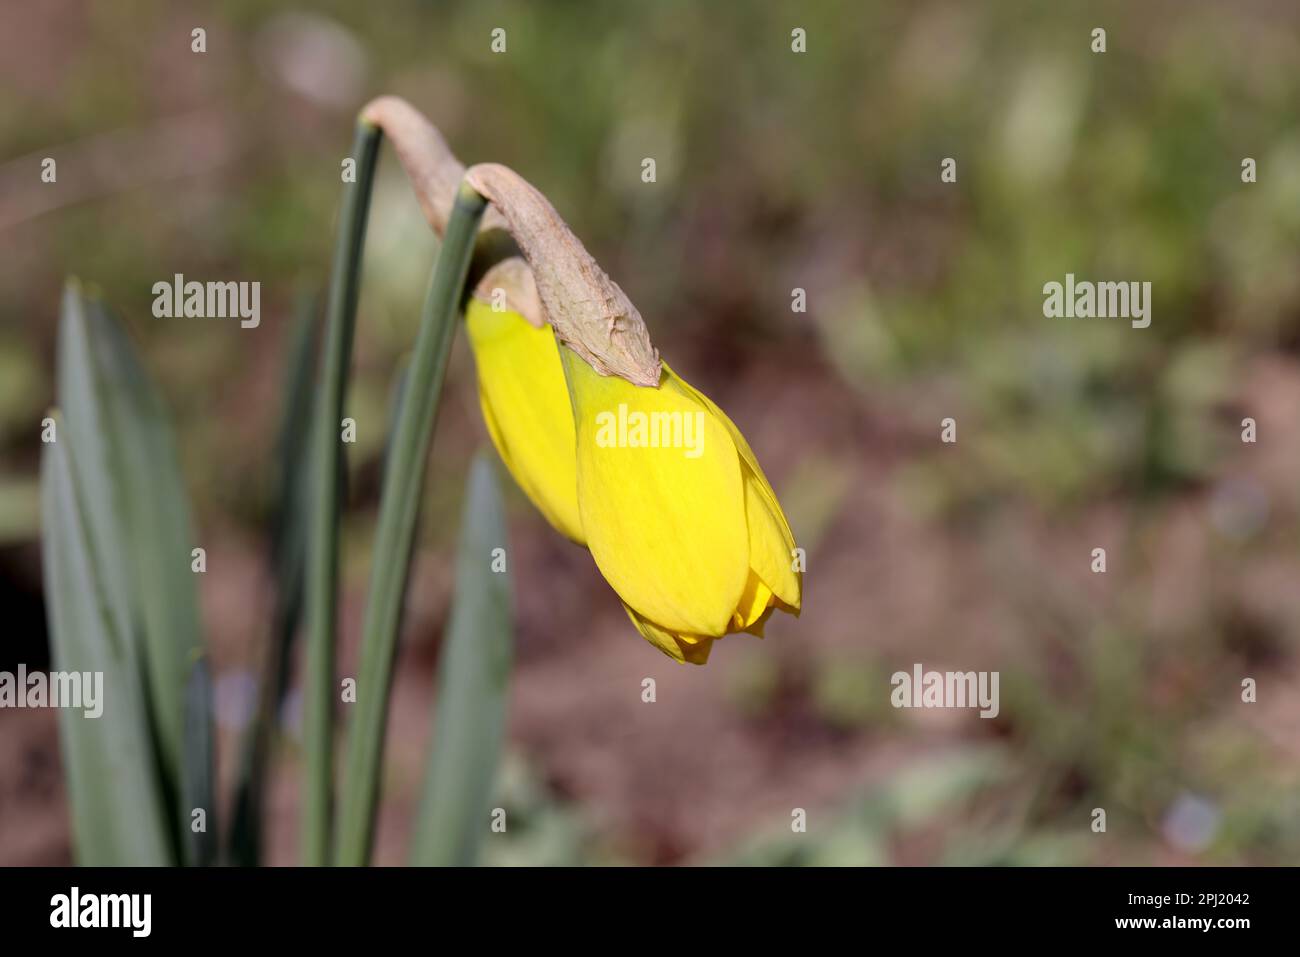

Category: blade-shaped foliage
[302, 121, 383, 865]
[54, 281, 206, 862]
[40, 418, 173, 865]
[230, 295, 319, 866]
[334, 185, 488, 866]
[411, 452, 514, 866]
[183, 654, 218, 866]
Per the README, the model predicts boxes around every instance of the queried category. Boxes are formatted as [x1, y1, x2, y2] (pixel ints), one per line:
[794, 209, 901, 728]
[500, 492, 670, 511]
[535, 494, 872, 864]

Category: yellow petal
[623, 603, 715, 665]
[562, 349, 749, 636]
[741, 603, 776, 638]
[671, 373, 801, 612]
[741, 473, 802, 612]
[465, 299, 584, 544]
[675, 377, 794, 530]
[732, 572, 774, 631]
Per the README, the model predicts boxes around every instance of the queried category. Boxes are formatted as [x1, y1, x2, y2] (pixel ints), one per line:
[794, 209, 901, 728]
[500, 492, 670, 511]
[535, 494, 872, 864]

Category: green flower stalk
[301, 118, 381, 866]
[333, 182, 488, 867]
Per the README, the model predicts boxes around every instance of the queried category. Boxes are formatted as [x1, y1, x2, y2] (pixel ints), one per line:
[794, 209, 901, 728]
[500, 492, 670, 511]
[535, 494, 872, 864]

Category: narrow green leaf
[271, 291, 322, 625]
[382, 359, 411, 479]
[59, 280, 208, 858]
[56, 284, 134, 660]
[334, 183, 488, 866]
[411, 452, 514, 866]
[93, 296, 205, 839]
[40, 419, 173, 865]
[57, 282, 205, 857]
[230, 294, 319, 866]
[302, 120, 383, 865]
[182, 655, 218, 866]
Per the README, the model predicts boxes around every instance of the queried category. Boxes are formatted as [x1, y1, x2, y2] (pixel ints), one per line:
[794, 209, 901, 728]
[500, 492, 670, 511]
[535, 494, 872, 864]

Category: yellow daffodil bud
[560, 348, 801, 664]
[461, 161, 800, 665]
[464, 297, 585, 545]
[465, 297, 802, 664]
[360, 101, 801, 664]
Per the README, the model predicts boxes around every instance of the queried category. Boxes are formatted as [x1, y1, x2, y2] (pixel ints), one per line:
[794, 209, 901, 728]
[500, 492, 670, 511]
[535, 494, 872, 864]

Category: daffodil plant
[41, 96, 800, 868]
[319, 97, 800, 858]
[380, 102, 804, 664]
[315, 96, 804, 864]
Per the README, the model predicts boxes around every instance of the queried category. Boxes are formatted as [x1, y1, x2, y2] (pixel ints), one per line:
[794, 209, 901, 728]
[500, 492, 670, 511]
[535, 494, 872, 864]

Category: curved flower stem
[463, 163, 660, 386]
[359, 96, 542, 327]
[333, 180, 488, 866]
[301, 118, 382, 866]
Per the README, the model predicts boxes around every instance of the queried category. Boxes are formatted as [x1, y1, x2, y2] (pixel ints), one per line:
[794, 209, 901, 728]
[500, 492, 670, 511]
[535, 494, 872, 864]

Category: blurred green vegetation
[3, 1, 1297, 516]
